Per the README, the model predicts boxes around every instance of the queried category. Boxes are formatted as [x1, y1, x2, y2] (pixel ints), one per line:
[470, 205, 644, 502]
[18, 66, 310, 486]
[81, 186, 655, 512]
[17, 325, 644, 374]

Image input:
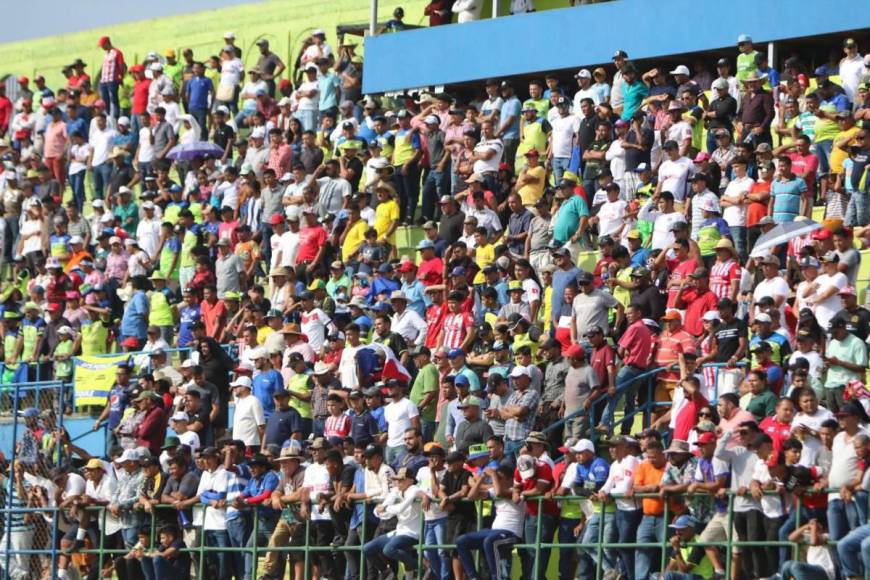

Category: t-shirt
[489, 487, 525, 537]
[752, 276, 789, 323]
[713, 318, 748, 364]
[813, 272, 848, 329]
[634, 460, 666, 515]
[383, 397, 419, 448]
[771, 177, 807, 223]
[550, 114, 580, 158]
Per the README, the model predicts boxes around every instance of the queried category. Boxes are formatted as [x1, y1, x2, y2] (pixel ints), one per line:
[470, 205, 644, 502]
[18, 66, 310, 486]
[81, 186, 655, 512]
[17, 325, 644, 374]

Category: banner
[73, 354, 131, 406]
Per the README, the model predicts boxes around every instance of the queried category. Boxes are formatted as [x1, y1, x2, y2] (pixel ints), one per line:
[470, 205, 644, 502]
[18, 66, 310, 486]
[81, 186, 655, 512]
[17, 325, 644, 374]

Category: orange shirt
[654, 328, 697, 382]
[634, 460, 666, 515]
[200, 299, 227, 337]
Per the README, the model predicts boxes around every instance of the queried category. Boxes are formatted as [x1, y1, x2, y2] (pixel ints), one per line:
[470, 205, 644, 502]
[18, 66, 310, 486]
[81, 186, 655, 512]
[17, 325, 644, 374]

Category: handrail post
[98, 507, 107, 575]
[595, 497, 605, 580]
[417, 498, 425, 579]
[793, 496, 802, 561]
[660, 494, 669, 575]
[252, 506, 260, 580]
[360, 501, 367, 580]
[303, 512, 311, 580]
[4, 381, 20, 577]
[725, 492, 734, 580]
[198, 505, 206, 580]
[533, 496, 543, 580]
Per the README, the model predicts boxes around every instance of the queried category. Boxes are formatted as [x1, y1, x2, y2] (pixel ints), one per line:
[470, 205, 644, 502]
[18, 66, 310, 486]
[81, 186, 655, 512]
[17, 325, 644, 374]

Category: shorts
[699, 511, 739, 553]
[446, 516, 475, 555]
[654, 379, 678, 403]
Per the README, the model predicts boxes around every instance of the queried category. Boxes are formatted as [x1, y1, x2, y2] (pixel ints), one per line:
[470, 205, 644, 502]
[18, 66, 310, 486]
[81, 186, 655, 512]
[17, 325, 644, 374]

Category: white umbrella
[749, 219, 822, 258]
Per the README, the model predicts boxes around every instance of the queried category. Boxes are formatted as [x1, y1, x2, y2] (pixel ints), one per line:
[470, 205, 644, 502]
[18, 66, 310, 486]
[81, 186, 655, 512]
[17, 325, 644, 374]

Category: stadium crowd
[2, 19, 870, 580]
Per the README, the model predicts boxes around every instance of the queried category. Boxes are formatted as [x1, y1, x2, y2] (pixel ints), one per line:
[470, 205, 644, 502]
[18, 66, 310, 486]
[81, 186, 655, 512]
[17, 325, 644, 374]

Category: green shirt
[288, 373, 313, 419]
[54, 339, 74, 378]
[326, 275, 352, 299]
[825, 333, 868, 389]
[149, 289, 175, 327]
[180, 231, 198, 269]
[119, 75, 135, 109]
[742, 388, 778, 421]
[410, 362, 439, 423]
[163, 63, 184, 88]
[80, 320, 108, 356]
[736, 51, 759, 82]
[113, 202, 139, 236]
[678, 536, 715, 579]
[159, 238, 181, 281]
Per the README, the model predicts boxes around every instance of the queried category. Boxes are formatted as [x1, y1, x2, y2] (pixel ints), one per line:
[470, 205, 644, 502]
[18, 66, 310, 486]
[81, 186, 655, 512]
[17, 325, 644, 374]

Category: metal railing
[0, 488, 846, 580]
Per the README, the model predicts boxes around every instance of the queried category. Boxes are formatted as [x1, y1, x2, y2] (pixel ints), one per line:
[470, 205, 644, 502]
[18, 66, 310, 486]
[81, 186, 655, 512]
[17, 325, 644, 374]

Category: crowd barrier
[0, 489, 848, 580]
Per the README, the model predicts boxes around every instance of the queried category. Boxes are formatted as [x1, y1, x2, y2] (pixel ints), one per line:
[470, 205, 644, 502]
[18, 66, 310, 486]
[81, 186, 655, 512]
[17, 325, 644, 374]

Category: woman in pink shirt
[43, 108, 69, 188]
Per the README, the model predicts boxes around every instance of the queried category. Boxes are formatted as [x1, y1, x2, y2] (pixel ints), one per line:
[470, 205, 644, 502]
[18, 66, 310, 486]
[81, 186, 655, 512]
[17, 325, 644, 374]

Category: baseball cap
[517, 454, 537, 480]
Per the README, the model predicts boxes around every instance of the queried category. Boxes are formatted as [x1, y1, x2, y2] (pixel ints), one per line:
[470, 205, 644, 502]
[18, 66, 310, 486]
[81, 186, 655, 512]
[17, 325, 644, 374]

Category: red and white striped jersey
[441, 312, 472, 350]
[710, 259, 741, 300]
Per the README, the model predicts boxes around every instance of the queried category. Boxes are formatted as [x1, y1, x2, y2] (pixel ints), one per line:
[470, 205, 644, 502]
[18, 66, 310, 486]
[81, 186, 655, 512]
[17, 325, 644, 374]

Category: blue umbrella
[749, 219, 822, 258]
[165, 141, 225, 161]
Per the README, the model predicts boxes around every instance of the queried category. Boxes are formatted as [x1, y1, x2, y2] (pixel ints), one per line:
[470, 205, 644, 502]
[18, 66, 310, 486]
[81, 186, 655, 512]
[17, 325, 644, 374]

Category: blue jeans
[205, 529, 230, 580]
[190, 108, 209, 140]
[615, 508, 641, 578]
[245, 513, 278, 580]
[845, 191, 870, 227]
[92, 162, 113, 200]
[363, 533, 419, 571]
[816, 139, 833, 175]
[553, 516, 580, 580]
[422, 420, 438, 443]
[69, 171, 86, 211]
[663, 573, 702, 580]
[828, 498, 861, 541]
[394, 162, 421, 222]
[837, 523, 870, 578]
[425, 518, 450, 580]
[226, 515, 250, 580]
[731, 225, 747, 263]
[579, 510, 617, 575]
[386, 444, 404, 466]
[635, 514, 664, 580]
[779, 560, 832, 580]
[294, 110, 317, 132]
[552, 157, 570, 185]
[456, 528, 520, 580]
[99, 81, 120, 119]
[421, 170, 448, 222]
[504, 438, 524, 460]
[601, 365, 646, 434]
[521, 512, 557, 580]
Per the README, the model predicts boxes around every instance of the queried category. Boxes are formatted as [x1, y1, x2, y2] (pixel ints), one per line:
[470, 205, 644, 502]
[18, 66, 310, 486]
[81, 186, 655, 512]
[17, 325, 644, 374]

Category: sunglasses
[698, 412, 712, 417]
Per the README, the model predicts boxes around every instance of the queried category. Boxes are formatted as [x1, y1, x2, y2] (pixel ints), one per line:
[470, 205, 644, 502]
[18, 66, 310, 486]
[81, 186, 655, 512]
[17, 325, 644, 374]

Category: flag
[360, 342, 411, 384]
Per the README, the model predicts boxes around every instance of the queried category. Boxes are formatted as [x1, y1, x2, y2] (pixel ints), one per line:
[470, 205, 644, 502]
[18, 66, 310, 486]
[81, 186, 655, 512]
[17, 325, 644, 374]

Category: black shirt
[440, 469, 475, 519]
[630, 285, 665, 321]
[439, 210, 466, 245]
[832, 307, 870, 342]
[578, 115, 598, 152]
[624, 127, 654, 171]
[713, 318, 748, 363]
[265, 406, 303, 446]
[344, 156, 365, 193]
[212, 124, 236, 155]
[706, 95, 738, 132]
[350, 410, 380, 445]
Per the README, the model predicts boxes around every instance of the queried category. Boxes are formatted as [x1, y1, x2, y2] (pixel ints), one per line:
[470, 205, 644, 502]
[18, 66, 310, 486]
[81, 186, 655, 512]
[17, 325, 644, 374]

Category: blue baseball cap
[447, 348, 465, 359]
[450, 266, 467, 277]
[378, 263, 394, 273]
[737, 34, 752, 44]
[417, 239, 435, 250]
[670, 515, 697, 530]
[454, 374, 470, 387]
[18, 407, 39, 418]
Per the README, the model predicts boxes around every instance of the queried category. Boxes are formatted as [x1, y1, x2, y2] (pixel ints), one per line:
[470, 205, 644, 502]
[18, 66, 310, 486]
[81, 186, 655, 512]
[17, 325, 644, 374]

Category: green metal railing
[0, 487, 843, 580]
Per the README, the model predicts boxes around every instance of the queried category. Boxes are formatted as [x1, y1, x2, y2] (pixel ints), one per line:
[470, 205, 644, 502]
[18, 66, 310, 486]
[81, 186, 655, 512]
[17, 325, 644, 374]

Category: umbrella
[165, 141, 225, 161]
[749, 219, 822, 258]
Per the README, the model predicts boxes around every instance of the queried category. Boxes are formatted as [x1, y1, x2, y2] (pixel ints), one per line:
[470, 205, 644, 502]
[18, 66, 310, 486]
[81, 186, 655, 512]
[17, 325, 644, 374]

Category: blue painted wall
[363, 0, 870, 93]
[0, 417, 106, 459]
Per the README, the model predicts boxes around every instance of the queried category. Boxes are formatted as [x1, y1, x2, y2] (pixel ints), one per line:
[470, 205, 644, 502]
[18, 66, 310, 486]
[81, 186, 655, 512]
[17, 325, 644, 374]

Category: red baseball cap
[17, 76, 28, 85]
[46, 303, 62, 312]
[566, 344, 585, 359]
[269, 214, 284, 226]
[97, 36, 111, 47]
[121, 337, 141, 348]
[812, 229, 832, 241]
[397, 261, 416, 273]
[697, 432, 717, 445]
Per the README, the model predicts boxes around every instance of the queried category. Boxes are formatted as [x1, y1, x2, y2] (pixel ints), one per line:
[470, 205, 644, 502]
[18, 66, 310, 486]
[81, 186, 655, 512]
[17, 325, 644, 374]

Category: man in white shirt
[548, 97, 580, 185]
[362, 467, 423, 578]
[655, 140, 693, 204]
[640, 191, 686, 250]
[573, 69, 600, 110]
[90, 113, 118, 201]
[390, 290, 428, 348]
[300, 291, 334, 352]
[383, 381, 421, 465]
[839, 38, 864, 103]
[720, 157, 754, 261]
[452, 0, 483, 23]
[136, 202, 162, 259]
[751, 255, 790, 324]
[193, 448, 231, 578]
[279, 209, 302, 268]
[230, 376, 265, 450]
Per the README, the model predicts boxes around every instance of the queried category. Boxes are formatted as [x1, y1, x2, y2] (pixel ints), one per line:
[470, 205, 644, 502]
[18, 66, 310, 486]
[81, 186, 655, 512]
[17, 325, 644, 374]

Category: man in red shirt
[656, 238, 698, 309]
[295, 208, 328, 278]
[0, 85, 12, 135]
[200, 284, 228, 338]
[514, 453, 559, 580]
[653, 310, 697, 416]
[672, 376, 709, 441]
[424, 288, 448, 349]
[129, 64, 150, 132]
[133, 390, 168, 456]
[97, 35, 126, 119]
[675, 267, 719, 336]
[759, 397, 796, 457]
[783, 134, 819, 200]
[416, 240, 444, 287]
[587, 325, 617, 394]
[709, 239, 741, 301]
[603, 303, 653, 434]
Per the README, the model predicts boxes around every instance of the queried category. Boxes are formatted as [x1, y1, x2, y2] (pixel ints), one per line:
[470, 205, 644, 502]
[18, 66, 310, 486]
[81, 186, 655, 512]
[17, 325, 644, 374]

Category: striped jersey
[710, 259, 741, 300]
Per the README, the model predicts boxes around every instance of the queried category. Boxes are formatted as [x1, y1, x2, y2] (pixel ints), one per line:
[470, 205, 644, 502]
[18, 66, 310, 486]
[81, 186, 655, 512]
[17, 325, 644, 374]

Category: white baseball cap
[224, 31, 236, 39]
[181, 359, 197, 369]
[575, 69, 591, 79]
[115, 449, 140, 464]
[91, 199, 105, 208]
[68, 235, 83, 245]
[510, 366, 530, 379]
[150, 63, 163, 72]
[118, 116, 131, 126]
[669, 65, 691, 76]
[230, 376, 253, 389]
[171, 411, 189, 422]
[571, 439, 595, 454]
